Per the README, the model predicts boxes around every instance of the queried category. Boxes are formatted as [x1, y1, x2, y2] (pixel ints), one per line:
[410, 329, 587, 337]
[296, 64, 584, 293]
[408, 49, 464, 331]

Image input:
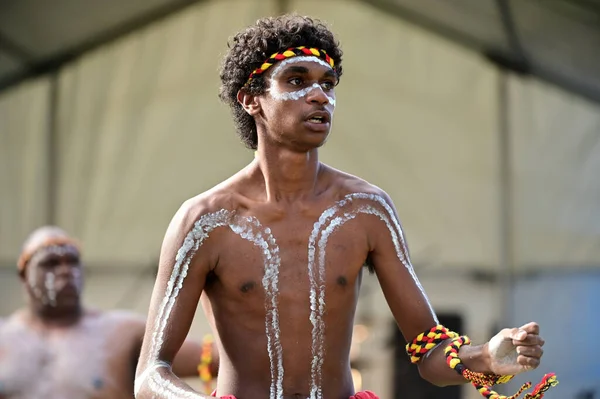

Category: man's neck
[27, 305, 83, 329]
[253, 145, 322, 203]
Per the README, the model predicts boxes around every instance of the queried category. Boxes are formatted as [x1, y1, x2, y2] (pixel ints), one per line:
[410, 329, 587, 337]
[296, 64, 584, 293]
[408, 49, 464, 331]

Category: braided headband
[407, 325, 558, 399]
[17, 237, 80, 274]
[245, 46, 335, 87]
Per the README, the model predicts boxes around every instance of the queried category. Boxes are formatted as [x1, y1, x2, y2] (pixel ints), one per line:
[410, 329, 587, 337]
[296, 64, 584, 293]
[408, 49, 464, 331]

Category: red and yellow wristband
[406, 325, 558, 399]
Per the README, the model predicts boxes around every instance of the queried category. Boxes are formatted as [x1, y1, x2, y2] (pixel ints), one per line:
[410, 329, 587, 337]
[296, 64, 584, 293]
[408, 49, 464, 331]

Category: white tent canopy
[1, 0, 599, 273]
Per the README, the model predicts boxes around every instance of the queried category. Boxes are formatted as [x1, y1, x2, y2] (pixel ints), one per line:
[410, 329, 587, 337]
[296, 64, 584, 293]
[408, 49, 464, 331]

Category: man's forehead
[269, 56, 335, 79]
[29, 244, 80, 263]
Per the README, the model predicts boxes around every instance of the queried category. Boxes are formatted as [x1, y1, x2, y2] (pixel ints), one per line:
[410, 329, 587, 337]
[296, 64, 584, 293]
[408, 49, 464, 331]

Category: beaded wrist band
[406, 325, 558, 399]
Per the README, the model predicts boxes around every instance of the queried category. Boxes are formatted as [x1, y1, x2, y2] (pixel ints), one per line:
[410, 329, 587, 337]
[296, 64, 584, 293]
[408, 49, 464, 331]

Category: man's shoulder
[0, 316, 7, 334]
[174, 181, 242, 231]
[99, 310, 146, 340]
[0, 309, 30, 334]
[102, 309, 146, 331]
[324, 165, 392, 203]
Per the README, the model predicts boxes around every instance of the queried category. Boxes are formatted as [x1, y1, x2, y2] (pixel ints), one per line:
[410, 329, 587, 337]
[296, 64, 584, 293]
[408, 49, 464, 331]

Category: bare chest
[213, 211, 370, 295]
[0, 318, 130, 399]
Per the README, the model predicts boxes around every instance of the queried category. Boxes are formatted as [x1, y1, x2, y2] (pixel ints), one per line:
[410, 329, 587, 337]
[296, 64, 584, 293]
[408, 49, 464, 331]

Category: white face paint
[138, 210, 284, 399]
[45, 272, 57, 307]
[268, 57, 337, 109]
[71, 268, 83, 295]
[270, 56, 333, 79]
[27, 261, 44, 302]
[27, 245, 81, 308]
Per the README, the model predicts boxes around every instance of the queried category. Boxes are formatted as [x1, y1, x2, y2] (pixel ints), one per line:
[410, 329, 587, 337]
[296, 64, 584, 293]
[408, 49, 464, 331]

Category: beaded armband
[406, 325, 558, 399]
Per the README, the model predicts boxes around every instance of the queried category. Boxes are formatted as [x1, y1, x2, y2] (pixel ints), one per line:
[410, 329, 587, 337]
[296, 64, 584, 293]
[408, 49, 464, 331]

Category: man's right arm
[134, 199, 216, 399]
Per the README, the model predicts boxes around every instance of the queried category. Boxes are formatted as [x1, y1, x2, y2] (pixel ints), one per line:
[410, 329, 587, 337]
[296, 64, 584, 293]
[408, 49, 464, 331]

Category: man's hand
[486, 322, 545, 376]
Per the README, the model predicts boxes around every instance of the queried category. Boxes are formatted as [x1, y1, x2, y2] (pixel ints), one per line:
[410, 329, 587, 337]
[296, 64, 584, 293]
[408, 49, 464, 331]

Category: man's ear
[237, 89, 261, 116]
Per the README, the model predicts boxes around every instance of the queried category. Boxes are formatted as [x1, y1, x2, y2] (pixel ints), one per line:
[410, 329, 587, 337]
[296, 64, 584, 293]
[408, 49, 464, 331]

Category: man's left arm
[367, 190, 544, 387]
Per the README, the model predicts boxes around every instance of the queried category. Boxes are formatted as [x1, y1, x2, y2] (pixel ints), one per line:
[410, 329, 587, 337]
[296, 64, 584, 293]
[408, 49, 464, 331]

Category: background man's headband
[245, 46, 334, 87]
[17, 237, 80, 274]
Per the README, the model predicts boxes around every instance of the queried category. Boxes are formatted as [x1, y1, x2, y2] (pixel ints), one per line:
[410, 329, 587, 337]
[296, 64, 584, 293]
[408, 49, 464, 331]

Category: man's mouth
[56, 279, 79, 293]
[305, 111, 331, 124]
[307, 116, 327, 124]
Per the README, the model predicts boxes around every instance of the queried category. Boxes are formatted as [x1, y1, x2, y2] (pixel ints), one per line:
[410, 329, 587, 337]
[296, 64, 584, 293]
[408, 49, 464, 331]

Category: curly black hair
[219, 14, 343, 150]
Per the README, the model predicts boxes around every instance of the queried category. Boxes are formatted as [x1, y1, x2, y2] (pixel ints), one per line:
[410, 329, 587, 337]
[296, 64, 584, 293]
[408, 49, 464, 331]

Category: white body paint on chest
[307, 193, 436, 399]
[139, 210, 284, 399]
[0, 314, 113, 399]
[268, 56, 336, 107]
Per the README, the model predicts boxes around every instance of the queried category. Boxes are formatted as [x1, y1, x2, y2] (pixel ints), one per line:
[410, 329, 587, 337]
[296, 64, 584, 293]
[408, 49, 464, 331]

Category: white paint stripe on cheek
[71, 268, 83, 294]
[27, 263, 43, 301]
[270, 82, 336, 108]
[45, 272, 56, 307]
[269, 56, 337, 109]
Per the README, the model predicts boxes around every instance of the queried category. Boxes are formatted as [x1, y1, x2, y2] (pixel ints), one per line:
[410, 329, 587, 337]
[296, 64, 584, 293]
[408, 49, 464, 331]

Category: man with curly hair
[135, 14, 550, 399]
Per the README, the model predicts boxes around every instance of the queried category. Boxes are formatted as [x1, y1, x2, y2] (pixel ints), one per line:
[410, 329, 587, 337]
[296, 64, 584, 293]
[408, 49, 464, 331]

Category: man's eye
[288, 77, 303, 86]
[321, 81, 335, 90]
[66, 255, 80, 265]
[42, 259, 59, 268]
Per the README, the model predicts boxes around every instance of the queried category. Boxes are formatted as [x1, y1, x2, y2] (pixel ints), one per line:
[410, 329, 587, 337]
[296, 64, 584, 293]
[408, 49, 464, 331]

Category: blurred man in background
[0, 226, 218, 399]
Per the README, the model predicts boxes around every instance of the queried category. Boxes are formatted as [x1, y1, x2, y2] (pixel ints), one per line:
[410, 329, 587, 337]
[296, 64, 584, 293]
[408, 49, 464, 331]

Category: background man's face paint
[268, 57, 337, 109]
[26, 245, 83, 307]
[27, 260, 44, 302]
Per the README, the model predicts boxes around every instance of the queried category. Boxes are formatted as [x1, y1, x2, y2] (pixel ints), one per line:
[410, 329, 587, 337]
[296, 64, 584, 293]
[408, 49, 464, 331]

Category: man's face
[24, 244, 83, 312]
[257, 58, 338, 150]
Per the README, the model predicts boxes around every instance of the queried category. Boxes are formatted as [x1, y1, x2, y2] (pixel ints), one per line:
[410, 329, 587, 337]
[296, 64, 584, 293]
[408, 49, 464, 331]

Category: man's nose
[56, 262, 75, 276]
[305, 84, 330, 105]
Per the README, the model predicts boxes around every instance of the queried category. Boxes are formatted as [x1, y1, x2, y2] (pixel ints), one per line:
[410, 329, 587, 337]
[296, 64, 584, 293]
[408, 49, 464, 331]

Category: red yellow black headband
[245, 46, 335, 87]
